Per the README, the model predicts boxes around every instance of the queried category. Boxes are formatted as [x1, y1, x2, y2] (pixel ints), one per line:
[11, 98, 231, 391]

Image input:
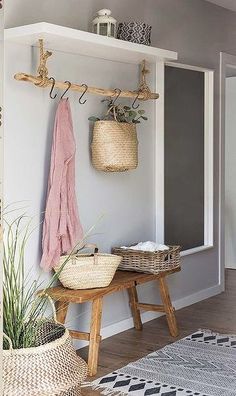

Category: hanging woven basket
[91, 120, 138, 172]
[3, 298, 88, 396]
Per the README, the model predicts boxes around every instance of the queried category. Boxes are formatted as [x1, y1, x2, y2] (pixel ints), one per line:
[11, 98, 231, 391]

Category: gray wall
[4, 0, 236, 343]
[4, 0, 146, 30]
[4, 41, 156, 344]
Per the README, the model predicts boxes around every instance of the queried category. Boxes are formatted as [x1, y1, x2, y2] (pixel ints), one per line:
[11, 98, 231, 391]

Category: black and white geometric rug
[87, 330, 236, 396]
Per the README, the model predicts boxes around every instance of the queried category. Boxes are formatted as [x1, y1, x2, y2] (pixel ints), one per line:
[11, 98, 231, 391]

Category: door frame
[157, 61, 214, 257]
[219, 52, 236, 289]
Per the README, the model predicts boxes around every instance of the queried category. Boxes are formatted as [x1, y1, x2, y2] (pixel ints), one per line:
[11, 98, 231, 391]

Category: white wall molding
[180, 245, 213, 257]
[204, 69, 214, 248]
[219, 52, 236, 289]
[155, 60, 165, 243]
[74, 282, 222, 349]
[160, 62, 214, 256]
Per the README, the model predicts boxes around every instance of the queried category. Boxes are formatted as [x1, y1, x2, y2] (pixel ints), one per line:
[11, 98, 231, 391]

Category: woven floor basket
[3, 321, 88, 396]
[91, 121, 138, 172]
[112, 245, 181, 275]
[54, 244, 122, 289]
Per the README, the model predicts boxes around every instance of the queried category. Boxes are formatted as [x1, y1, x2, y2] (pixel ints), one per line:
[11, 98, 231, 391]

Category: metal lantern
[92, 9, 117, 38]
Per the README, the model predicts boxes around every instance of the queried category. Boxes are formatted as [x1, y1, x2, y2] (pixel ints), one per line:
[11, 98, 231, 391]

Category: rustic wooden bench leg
[158, 276, 179, 337]
[88, 297, 103, 376]
[127, 286, 143, 330]
[56, 300, 69, 324]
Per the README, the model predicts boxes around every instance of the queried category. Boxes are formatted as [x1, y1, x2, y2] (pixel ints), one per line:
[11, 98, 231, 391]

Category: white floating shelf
[4, 22, 178, 64]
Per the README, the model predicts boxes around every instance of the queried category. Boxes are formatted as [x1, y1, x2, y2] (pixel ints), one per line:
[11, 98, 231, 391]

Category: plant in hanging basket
[2, 209, 88, 396]
[89, 100, 147, 172]
[88, 98, 148, 124]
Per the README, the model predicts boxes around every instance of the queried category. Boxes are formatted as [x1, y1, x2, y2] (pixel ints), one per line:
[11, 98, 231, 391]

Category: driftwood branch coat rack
[14, 39, 159, 101]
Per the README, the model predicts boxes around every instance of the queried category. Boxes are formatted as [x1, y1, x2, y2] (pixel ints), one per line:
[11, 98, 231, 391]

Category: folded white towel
[121, 241, 169, 252]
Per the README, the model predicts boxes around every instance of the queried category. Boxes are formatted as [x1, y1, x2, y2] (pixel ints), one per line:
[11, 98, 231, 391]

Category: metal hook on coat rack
[15, 40, 160, 102]
[111, 88, 121, 105]
[61, 81, 71, 99]
[131, 92, 140, 109]
[49, 77, 57, 99]
[79, 84, 88, 104]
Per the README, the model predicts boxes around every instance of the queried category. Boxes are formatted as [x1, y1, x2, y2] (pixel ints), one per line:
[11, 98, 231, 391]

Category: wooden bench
[46, 268, 180, 376]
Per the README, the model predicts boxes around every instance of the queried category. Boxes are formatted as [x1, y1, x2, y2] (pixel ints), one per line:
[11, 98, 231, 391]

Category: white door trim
[158, 62, 214, 255]
[155, 60, 165, 243]
[219, 52, 236, 289]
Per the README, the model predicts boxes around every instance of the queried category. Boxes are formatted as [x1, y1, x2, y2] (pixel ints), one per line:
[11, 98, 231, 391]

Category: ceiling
[206, 0, 236, 12]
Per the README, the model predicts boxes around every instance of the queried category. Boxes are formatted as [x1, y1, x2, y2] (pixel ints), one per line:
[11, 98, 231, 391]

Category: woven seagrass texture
[60, 386, 81, 396]
[112, 245, 181, 275]
[3, 322, 87, 396]
[54, 252, 122, 290]
[91, 121, 138, 172]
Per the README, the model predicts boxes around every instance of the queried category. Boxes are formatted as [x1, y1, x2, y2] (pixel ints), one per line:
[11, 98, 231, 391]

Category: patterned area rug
[86, 330, 236, 396]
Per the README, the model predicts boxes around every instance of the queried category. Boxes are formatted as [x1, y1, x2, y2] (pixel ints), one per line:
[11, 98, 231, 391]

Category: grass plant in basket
[2, 209, 89, 396]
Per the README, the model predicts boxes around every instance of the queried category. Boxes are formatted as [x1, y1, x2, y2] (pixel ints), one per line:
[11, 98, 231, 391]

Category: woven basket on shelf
[91, 120, 138, 172]
[112, 245, 181, 275]
[117, 22, 152, 45]
[54, 244, 122, 290]
[3, 298, 87, 396]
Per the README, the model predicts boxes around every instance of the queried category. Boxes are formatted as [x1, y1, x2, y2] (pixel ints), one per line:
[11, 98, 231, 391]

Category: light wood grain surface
[14, 73, 159, 100]
[45, 269, 181, 303]
[48, 269, 180, 376]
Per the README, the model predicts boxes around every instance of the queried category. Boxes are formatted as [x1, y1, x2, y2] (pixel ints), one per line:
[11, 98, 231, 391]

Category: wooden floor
[81, 269, 236, 395]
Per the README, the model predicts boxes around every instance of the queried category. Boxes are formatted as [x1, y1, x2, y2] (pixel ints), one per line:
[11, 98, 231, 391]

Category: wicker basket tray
[112, 245, 181, 275]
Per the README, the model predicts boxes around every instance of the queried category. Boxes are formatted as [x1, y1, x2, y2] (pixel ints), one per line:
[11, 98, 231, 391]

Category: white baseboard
[225, 265, 236, 270]
[75, 283, 222, 350]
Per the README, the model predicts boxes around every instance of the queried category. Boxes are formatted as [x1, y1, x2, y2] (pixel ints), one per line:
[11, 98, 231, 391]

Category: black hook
[111, 88, 122, 105]
[49, 77, 57, 99]
[78, 84, 88, 104]
[132, 92, 140, 109]
[61, 81, 71, 99]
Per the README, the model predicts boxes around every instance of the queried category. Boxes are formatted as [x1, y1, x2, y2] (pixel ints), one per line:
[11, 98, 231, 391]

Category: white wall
[225, 77, 236, 269]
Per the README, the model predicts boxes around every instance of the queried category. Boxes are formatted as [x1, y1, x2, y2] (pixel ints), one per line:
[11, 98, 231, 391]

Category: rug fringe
[82, 383, 128, 396]
[198, 328, 236, 337]
[198, 328, 217, 334]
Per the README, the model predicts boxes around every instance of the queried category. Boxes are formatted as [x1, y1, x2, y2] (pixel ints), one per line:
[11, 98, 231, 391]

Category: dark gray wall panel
[164, 66, 204, 251]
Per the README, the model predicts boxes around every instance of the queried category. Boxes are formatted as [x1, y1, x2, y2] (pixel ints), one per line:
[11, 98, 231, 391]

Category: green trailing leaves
[88, 116, 100, 122]
[88, 99, 148, 125]
[3, 210, 98, 350]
